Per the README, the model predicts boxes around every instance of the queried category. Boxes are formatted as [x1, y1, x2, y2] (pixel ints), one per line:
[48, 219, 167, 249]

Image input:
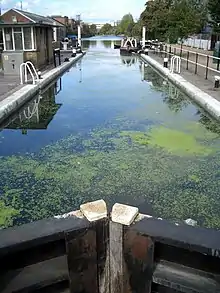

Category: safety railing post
[205, 55, 209, 80]
[195, 53, 198, 74]
[186, 51, 189, 70]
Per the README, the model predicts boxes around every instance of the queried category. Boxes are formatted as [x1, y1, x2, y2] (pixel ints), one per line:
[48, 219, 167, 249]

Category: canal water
[1, 37, 220, 229]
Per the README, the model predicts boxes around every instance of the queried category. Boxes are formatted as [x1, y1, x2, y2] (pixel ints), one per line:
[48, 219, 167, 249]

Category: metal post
[195, 53, 198, 74]
[174, 47, 176, 56]
[186, 51, 189, 70]
[180, 43, 183, 58]
[53, 50, 56, 68]
[217, 45, 220, 71]
[205, 55, 209, 79]
[169, 46, 171, 60]
[58, 50, 61, 65]
[214, 76, 220, 88]
[77, 25, 81, 47]
[164, 58, 168, 68]
[142, 26, 146, 48]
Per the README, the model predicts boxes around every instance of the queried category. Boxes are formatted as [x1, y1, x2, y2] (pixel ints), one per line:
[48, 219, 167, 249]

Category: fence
[158, 45, 220, 80]
[0, 199, 220, 293]
[179, 37, 211, 51]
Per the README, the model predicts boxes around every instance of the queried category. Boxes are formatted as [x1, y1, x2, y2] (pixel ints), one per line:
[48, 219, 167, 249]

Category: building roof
[1, 9, 64, 26]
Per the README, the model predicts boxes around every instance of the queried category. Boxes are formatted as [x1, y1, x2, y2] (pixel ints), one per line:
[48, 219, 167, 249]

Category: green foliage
[98, 13, 136, 36]
[140, 0, 207, 41]
[132, 20, 143, 38]
[117, 13, 135, 36]
[89, 24, 97, 36]
[99, 23, 114, 35]
[69, 23, 97, 37]
[207, 0, 220, 32]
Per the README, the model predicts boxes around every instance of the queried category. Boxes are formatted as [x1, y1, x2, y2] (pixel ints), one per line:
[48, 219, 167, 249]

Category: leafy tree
[117, 13, 135, 36]
[166, 0, 207, 42]
[140, 0, 207, 42]
[207, 0, 220, 32]
[99, 23, 113, 35]
[89, 24, 97, 36]
[141, 0, 171, 40]
[132, 20, 143, 38]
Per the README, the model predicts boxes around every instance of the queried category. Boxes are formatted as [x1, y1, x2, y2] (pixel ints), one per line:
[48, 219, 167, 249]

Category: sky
[1, 0, 146, 23]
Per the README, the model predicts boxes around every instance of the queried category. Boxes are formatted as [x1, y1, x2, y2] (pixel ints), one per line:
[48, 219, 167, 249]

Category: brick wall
[24, 27, 54, 70]
[1, 9, 31, 23]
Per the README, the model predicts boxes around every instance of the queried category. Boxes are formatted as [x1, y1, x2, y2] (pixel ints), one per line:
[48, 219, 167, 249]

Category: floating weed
[0, 200, 20, 228]
[122, 127, 215, 156]
[1, 126, 220, 229]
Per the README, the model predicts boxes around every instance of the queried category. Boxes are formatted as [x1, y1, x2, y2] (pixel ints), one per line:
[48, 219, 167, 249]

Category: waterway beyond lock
[1, 37, 220, 229]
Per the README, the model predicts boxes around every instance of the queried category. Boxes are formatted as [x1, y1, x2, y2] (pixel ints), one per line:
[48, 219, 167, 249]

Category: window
[13, 27, 22, 50]
[12, 16, 17, 23]
[3, 26, 35, 51]
[4, 28, 13, 50]
[23, 27, 32, 49]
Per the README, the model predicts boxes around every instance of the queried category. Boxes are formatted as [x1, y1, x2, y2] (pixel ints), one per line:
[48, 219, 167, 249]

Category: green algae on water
[122, 127, 215, 156]
[0, 200, 19, 228]
[1, 126, 220, 229]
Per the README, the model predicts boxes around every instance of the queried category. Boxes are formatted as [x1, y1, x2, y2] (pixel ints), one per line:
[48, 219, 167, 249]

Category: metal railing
[20, 61, 39, 85]
[170, 55, 181, 74]
[160, 44, 220, 80]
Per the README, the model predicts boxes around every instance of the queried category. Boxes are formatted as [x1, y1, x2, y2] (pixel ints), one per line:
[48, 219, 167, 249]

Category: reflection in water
[198, 112, 220, 135]
[140, 61, 190, 113]
[4, 81, 62, 132]
[82, 39, 121, 50]
[121, 55, 138, 67]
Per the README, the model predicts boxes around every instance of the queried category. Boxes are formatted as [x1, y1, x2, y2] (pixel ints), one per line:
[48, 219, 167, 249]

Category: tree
[140, 0, 207, 42]
[117, 13, 135, 36]
[89, 24, 97, 36]
[166, 0, 207, 42]
[132, 20, 143, 38]
[141, 0, 171, 40]
[99, 23, 113, 35]
[207, 0, 220, 32]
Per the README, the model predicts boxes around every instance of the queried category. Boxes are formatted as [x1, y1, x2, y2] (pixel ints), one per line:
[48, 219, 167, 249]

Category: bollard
[38, 71, 42, 79]
[214, 76, 220, 88]
[164, 57, 168, 68]
[144, 48, 149, 55]
[71, 48, 76, 57]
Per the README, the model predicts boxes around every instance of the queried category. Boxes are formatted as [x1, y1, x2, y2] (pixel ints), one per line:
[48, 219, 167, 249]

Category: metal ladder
[20, 61, 39, 85]
[170, 56, 181, 74]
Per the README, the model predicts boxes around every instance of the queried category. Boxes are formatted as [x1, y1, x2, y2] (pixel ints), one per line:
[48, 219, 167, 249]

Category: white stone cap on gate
[80, 199, 107, 222]
[111, 203, 139, 226]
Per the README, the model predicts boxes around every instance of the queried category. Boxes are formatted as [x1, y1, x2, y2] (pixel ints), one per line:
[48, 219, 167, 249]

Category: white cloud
[1, 0, 146, 22]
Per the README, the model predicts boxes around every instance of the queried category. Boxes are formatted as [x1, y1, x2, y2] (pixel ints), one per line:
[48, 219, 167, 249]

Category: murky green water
[1, 38, 220, 229]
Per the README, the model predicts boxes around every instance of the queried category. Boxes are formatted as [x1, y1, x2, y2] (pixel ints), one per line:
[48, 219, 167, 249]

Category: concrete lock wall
[140, 54, 220, 121]
[0, 199, 220, 293]
[0, 53, 85, 124]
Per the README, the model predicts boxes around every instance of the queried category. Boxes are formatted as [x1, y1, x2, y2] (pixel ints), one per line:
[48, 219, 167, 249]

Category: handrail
[159, 45, 220, 79]
[26, 61, 39, 82]
[165, 44, 220, 61]
[20, 61, 39, 85]
[170, 56, 181, 74]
